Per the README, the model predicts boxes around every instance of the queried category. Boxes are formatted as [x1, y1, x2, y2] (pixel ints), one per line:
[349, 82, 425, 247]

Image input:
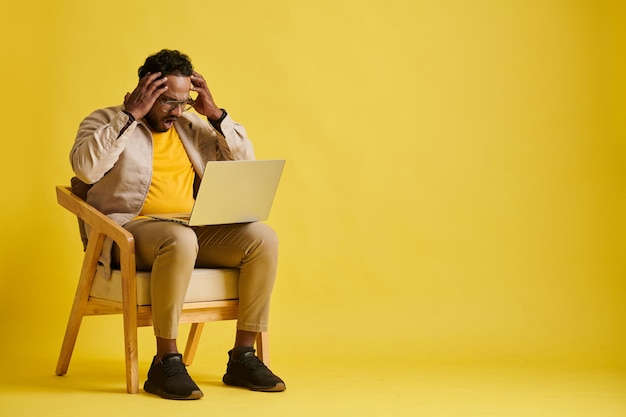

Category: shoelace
[161, 359, 188, 377]
[238, 352, 268, 371]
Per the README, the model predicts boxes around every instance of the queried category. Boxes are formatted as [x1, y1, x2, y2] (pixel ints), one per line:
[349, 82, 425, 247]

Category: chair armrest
[56, 185, 134, 252]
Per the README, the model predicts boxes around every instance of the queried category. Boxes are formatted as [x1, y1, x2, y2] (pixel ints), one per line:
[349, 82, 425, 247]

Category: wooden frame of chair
[54, 185, 268, 393]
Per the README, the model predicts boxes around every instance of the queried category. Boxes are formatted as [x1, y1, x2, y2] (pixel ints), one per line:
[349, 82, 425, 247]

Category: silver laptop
[149, 159, 285, 226]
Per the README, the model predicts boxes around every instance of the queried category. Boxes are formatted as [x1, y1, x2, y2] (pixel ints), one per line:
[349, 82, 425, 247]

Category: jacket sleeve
[70, 107, 136, 184]
[217, 114, 256, 161]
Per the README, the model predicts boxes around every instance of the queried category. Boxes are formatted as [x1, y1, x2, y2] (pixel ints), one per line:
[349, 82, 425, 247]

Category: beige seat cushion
[90, 268, 240, 306]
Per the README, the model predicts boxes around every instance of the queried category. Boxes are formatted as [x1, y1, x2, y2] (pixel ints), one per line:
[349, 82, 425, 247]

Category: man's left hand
[191, 71, 224, 122]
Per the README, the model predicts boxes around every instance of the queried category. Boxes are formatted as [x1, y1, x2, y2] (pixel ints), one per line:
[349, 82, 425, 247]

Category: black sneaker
[144, 353, 203, 400]
[222, 346, 286, 392]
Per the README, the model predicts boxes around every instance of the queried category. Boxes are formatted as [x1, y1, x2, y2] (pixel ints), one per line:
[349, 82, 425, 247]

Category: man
[70, 49, 285, 399]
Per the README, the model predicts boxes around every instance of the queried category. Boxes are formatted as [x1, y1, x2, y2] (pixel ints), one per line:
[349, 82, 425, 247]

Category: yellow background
[0, 0, 624, 374]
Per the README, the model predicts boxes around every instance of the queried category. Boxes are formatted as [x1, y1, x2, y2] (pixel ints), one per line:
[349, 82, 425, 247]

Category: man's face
[144, 75, 192, 132]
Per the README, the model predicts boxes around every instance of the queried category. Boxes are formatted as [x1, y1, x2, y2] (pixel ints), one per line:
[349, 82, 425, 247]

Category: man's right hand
[123, 72, 168, 120]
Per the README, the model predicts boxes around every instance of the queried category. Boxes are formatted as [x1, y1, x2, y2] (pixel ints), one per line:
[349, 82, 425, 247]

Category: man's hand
[123, 72, 168, 120]
[191, 71, 224, 121]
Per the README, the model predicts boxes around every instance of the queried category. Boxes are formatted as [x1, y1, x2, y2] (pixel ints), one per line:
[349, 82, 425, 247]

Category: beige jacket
[70, 105, 255, 277]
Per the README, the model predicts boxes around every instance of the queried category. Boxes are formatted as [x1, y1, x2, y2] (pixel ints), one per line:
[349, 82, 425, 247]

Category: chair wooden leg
[183, 323, 205, 366]
[256, 331, 270, 366]
[120, 253, 139, 394]
[55, 304, 86, 376]
[56, 233, 105, 376]
[122, 317, 139, 394]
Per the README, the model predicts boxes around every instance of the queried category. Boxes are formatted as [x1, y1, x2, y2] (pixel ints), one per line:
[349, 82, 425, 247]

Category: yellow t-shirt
[140, 128, 195, 215]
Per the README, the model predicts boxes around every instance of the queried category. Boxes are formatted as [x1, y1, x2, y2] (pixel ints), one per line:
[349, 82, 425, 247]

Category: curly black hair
[138, 49, 193, 78]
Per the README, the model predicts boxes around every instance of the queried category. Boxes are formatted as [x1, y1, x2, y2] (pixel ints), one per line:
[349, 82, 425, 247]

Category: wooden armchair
[54, 185, 268, 393]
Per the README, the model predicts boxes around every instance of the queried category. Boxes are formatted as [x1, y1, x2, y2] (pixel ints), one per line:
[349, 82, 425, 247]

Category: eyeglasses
[157, 96, 196, 112]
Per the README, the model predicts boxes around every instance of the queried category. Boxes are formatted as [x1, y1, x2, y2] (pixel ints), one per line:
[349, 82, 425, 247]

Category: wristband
[122, 110, 135, 122]
[212, 108, 227, 124]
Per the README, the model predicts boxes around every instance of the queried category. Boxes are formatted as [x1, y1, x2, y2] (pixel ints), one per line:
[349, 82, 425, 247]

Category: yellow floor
[1, 354, 624, 417]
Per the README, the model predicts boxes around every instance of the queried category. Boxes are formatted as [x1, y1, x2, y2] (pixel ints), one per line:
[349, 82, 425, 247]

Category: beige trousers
[113, 218, 279, 339]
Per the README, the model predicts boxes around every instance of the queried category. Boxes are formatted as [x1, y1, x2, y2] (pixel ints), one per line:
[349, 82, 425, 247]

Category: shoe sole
[144, 381, 204, 400]
[222, 374, 286, 392]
